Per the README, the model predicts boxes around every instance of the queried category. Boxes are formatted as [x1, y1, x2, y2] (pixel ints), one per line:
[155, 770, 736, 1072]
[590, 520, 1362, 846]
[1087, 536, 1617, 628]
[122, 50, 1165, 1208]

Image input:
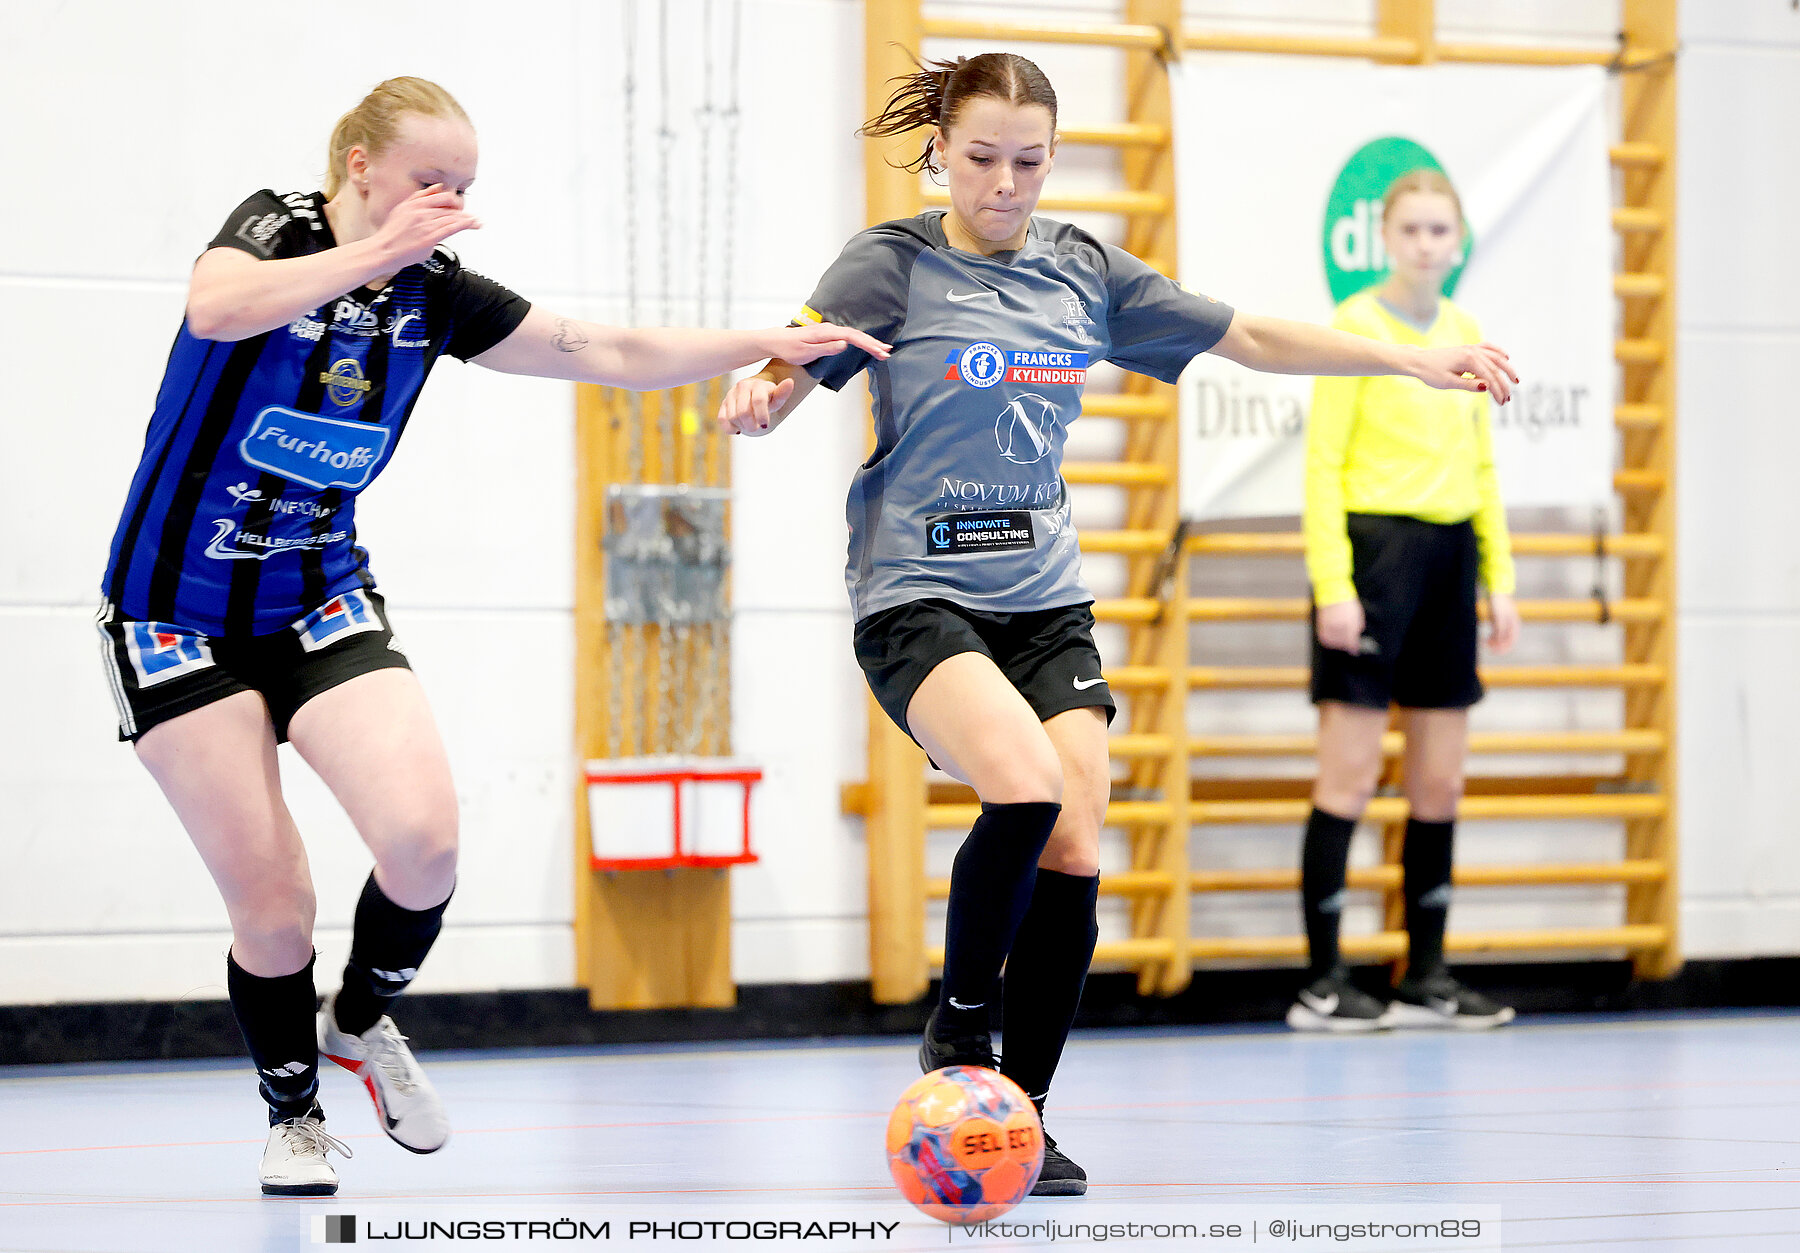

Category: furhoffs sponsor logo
[239, 405, 390, 491]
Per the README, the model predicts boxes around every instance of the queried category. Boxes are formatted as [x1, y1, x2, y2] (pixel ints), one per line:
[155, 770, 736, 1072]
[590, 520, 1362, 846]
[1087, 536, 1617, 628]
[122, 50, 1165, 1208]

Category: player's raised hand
[763, 322, 891, 366]
[718, 375, 795, 436]
[1413, 342, 1516, 404]
[374, 184, 480, 270]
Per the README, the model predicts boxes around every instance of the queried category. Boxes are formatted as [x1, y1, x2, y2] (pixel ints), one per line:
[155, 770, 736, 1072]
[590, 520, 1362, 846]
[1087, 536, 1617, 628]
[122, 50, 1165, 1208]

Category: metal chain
[695, 0, 714, 329]
[630, 626, 644, 752]
[612, 4, 643, 762]
[656, 0, 675, 332]
[654, 3, 679, 758]
[720, 0, 742, 329]
[606, 617, 624, 758]
[622, 2, 645, 482]
[717, 0, 745, 754]
[656, 624, 677, 756]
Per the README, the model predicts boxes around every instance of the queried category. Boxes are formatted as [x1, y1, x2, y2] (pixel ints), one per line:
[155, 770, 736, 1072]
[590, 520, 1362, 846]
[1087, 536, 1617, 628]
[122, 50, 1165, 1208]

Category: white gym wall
[1, 0, 1794, 1004]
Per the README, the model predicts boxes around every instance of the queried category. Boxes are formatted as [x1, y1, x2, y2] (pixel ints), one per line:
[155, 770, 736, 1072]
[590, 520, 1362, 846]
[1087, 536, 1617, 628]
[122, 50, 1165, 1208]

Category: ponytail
[859, 51, 1058, 174]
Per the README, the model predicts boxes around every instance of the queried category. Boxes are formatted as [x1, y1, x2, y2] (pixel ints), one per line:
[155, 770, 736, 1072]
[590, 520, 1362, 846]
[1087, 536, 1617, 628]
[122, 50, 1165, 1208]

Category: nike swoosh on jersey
[1071, 676, 1107, 690]
[947, 289, 995, 302]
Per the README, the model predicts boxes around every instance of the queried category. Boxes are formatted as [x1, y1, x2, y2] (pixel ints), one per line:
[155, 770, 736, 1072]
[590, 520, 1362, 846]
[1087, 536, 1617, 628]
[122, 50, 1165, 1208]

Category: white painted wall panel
[1676, 332, 1800, 612]
[4, 0, 1798, 1006]
[1674, 13, 1800, 958]
[1682, 1, 1800, 46]
[1677, 615, 1800, 955]
[728, 608, 869, 922]
[1676, 47, 1800, 331]
[0, 285, 188, 607]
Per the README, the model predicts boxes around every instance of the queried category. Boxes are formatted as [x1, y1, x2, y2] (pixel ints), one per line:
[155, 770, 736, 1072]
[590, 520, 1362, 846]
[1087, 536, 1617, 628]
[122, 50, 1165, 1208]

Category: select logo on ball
[886, 1066, 1043, 1223]
[1322, 136, 1471, 303]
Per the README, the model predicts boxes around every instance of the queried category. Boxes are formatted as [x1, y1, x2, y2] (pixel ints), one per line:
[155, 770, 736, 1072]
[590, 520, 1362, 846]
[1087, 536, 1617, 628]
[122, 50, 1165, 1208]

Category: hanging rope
[704, 0, 744, 755]
[695, 0, 715, 330]
[602, 0, 745, 761]
[609, 2, 646, 758]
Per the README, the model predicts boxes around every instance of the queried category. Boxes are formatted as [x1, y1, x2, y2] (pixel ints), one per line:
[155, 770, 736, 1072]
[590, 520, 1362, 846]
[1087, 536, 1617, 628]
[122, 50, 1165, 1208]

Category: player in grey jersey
[719, 52, 1516, 1197]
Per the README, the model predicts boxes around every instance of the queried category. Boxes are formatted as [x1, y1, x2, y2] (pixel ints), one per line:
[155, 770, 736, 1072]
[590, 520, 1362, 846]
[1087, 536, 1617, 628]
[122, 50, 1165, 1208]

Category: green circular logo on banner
[1322, 136, 1471, 303]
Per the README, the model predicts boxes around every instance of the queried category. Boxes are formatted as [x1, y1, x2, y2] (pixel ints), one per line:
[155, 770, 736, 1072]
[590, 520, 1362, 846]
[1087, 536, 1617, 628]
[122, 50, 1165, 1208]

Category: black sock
[939, 802, 1062, 1028]
[1000, 869, 1099, 1107]
[332, 873, 452, 1037]
[1301, 807, 1358, 977]
[227, 951, 321, 1123]
[1403, 817, 1455, 977]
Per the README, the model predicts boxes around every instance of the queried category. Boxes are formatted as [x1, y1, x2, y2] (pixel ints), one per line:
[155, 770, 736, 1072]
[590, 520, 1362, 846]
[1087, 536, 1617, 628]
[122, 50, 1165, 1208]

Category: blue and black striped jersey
[102, 189, 529, 635]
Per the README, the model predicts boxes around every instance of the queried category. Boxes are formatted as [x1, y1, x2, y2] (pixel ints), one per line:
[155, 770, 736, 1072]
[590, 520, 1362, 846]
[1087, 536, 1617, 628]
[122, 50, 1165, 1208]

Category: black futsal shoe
[1032, 1126, 1088, 1197]
[1386, 969, 1516, 1030]
[1285, 968, 1392, 1033]
[918, 1004, 998, 1072]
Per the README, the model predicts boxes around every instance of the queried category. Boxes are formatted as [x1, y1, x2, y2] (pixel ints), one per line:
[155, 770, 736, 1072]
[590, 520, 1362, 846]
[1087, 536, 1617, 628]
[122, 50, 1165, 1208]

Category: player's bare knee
[976, 747, 1064, 807]
[229, 898, 315, 966]
[1407, 775, 1462, 822]
[1038, 833, 1100, 877]
[1315, 762, 1379, 817]
[381, 827, 458, 900]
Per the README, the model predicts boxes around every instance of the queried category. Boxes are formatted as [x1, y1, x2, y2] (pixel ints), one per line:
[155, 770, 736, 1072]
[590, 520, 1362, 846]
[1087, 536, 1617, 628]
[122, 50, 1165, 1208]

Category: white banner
[1175, 58, 1615, 519]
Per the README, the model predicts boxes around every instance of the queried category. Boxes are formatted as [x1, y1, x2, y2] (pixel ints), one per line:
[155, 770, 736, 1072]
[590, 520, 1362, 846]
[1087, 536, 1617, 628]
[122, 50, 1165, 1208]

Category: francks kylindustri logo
[1322, 136, 1471, 303]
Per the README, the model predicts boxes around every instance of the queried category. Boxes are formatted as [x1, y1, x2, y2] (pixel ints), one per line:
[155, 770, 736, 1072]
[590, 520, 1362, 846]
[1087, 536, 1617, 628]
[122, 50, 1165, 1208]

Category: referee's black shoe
[1285, 968, 1391, 1033]
[1032, 1127, 1088, 1197]
[1385, 969, 1515, 1030]
[918, 1005, 997, 1072]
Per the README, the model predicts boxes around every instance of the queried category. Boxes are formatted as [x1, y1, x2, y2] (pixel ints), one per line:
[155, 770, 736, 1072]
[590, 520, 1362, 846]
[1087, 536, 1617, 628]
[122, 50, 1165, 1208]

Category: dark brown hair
[860, 51, 1057, 174]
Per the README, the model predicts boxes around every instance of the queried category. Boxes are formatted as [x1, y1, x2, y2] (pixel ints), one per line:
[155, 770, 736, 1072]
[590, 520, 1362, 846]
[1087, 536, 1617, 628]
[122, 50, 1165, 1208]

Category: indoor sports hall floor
[3, 1010, 1797, 1251]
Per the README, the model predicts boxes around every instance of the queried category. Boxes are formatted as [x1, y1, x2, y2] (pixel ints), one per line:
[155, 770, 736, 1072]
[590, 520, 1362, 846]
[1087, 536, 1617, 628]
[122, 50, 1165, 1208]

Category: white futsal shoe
[319, 993, 451, 1153]
[260, 1111, 353, 1197]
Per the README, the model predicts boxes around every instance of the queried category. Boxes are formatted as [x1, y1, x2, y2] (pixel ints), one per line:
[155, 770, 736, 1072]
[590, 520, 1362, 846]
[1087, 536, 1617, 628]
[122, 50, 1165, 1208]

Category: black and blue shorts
[97, 588, 412, 744]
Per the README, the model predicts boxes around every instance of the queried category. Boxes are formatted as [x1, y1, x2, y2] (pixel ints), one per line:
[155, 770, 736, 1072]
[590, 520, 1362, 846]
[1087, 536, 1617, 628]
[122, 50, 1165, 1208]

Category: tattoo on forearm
[551, 318, 590, 353]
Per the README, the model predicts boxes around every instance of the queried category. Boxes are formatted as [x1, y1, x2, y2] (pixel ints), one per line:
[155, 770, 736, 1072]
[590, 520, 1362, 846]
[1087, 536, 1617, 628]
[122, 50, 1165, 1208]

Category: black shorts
[1310, 514, 1483, 711]
[853, 598, 1117, 741]
[96, 588, 412, 744]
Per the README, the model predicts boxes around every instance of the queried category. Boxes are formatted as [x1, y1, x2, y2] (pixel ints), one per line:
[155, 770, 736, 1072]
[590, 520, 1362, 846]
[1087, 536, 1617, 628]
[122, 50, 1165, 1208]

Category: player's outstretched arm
[716, 361, 818, 437]
[187, 186, 479, 341]
[1209, 312, 1517, 403]
[472, 309, 888, 390]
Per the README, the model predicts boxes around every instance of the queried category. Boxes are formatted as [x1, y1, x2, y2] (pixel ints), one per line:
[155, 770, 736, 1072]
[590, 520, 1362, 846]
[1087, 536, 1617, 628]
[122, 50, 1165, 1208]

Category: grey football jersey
[801, 211, 1234, 621]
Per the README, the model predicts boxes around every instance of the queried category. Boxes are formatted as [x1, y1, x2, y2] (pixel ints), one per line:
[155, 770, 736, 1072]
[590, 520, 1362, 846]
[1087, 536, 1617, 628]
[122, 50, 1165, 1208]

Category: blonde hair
[323, 77, 471, 198]
[1382, 167, 1463, 223]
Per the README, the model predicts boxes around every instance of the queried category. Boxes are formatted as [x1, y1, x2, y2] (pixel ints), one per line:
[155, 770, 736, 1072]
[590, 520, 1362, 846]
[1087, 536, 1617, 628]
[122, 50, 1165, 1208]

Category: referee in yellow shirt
[1289, 169, 1521, 1033]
